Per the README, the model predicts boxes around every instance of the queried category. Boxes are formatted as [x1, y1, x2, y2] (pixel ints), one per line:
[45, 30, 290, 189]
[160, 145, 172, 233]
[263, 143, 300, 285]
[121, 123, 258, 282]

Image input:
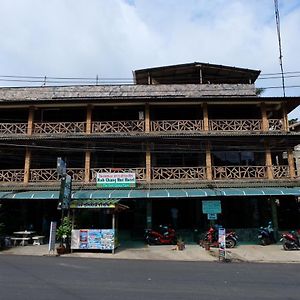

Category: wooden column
[86, 105, 93, 134]
[205, 142, 212, 180]
[265, 143, 273, 179]
[282, 103, 289, 131]
[203, 103, 209, 131]
[146, 145, 151, 182]
[270, 199, 279, 240]
[27, 106, 35, 135]
[287, 148, 296, 178]
[261, 102, 269, 132]
[84, 150, 91, 183]
[145, 103, 150, 133]
[23, 148, 31, 184]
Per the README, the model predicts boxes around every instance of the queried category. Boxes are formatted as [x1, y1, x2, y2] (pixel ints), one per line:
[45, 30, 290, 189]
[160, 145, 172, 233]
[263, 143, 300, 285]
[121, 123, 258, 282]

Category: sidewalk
[1, 242, 300, 263]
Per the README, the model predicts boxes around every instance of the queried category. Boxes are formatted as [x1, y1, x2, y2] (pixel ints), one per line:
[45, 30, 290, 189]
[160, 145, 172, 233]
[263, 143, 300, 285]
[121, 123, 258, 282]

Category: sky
[0, 0, 299, 118]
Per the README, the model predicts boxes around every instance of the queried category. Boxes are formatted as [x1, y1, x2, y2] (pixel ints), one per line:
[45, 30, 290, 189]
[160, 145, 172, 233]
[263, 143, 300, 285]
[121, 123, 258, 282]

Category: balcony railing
[92, 120, 145, 133]
[151, 120, 203, 132]
[0, 165, 295, 184]
[152, 167, 206, 180]
[212, 166, 267, 179]
[0, 119, 286, 136]
[33, 122, 86, 134]
[0, 123, 28, 135]
[90, 168, 146, 181]
[0, 169, 24, 182]
[209, 119, 262, 131]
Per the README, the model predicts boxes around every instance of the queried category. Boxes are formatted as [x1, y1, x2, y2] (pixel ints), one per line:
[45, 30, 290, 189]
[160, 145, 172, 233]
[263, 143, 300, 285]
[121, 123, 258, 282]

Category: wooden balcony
[33, 122, 86, 134]
[0, 165, 293, 184]
[0, 118, 285, 137]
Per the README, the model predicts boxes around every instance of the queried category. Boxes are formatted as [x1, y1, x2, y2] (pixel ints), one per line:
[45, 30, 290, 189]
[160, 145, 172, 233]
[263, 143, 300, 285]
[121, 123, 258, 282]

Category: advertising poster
[79, 230, 88, 249]
[77, 229, 115, 250]
[218, 227, 226, 260]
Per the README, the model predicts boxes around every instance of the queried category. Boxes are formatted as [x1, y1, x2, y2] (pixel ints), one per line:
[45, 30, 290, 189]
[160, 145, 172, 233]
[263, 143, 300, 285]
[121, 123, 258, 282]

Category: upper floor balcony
[0, 118, 285, 137]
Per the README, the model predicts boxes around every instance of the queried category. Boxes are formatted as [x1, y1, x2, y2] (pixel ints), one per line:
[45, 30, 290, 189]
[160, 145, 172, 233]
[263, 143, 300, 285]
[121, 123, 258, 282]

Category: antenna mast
[274, 0, 286, 97]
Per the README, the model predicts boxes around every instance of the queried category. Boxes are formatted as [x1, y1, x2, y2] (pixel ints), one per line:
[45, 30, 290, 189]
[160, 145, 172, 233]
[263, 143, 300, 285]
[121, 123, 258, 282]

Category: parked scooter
[280, 230, 300, 250]
[144, 225, 177, 245]
[258, 222, 276, 245]
[200, 226, 238, 248]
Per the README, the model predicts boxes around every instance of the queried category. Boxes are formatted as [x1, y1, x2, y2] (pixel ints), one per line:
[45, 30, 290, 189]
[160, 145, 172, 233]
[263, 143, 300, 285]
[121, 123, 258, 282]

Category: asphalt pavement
[1, 255, 300, 300]
[1, 241, 300, 263]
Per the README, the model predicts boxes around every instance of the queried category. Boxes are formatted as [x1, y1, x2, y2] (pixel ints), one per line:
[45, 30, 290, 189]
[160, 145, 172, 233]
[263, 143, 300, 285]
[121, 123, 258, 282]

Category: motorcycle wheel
[283, 242, 293, 251]
[226, 238, 236, 248]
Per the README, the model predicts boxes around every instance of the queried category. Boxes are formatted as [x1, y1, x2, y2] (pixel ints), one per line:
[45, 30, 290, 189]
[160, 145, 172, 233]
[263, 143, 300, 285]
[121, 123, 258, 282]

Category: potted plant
[176, 236, 185, 251]
[56, 216, 72, 255]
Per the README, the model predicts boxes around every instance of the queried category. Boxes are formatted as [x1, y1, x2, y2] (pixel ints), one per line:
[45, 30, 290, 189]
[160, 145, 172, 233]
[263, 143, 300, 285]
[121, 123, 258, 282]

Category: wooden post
[265, 143, 273, 179]
[203, 103, 209, 131]
[270, 198, 279, 240]
[147, 72, 152, 85]
[261, 102, 269, 132]
[86, 105, 93, 134]
[24, 148, 31, 184]
[282, 103, 289, 131]
[27, 107, 35, 135]
[199, 67, 203, 84]
[146, 145, 151, 182]
[145, 103, 150, 133]
[287, 148, 296, 178]
[84, 150, 91, 183]
[205, 142, 212, 180]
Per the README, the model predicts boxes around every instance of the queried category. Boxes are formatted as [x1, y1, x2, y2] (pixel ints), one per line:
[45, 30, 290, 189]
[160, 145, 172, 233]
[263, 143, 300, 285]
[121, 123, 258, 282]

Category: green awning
[1, 187, 300, 200]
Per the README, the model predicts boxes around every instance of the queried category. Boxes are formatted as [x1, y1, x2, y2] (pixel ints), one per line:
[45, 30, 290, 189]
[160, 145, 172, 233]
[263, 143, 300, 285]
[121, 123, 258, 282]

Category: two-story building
[0, 62, 299, 239]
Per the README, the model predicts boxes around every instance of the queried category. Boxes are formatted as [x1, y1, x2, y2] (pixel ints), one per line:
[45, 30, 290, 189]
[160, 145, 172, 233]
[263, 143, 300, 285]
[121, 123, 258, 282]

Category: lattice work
[33, 122, 86, 134]
[90, 168, 146, 181]
[30, 169, 59, 182]
[272, 165, 290, 178]
[209, 119, 261, 131]
[212, 166, 267, 179]
[67, 168, 85, 181]
[268, 119, 284, 131]
[92, 121, 145, 133]
[152, 167, 206, 180]
[0, 123, 28, 135]
[150, 120, 203, 132]
[0, 169, 24, 182]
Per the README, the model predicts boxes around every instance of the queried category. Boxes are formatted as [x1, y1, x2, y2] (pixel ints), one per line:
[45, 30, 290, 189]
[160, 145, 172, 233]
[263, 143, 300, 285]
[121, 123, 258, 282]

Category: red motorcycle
[144, 225, 177, 245]
[280, 230, 300, 250]
[200, 226, 238, 248]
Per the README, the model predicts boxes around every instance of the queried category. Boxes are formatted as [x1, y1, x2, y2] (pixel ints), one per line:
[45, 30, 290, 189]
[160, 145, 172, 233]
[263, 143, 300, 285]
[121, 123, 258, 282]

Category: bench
[10, 237, 30, 246]
[32, 236, 45, 245]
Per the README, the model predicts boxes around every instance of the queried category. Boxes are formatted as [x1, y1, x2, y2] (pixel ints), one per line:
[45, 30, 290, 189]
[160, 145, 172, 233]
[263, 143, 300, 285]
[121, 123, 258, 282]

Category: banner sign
[59, 174, 72, 210]
[96, 173, 136, 188]
[202, 200, 221, 214]
[207, 213, 217, 220]
[48, 221, 57, 252]
[218, 227, 226, 260]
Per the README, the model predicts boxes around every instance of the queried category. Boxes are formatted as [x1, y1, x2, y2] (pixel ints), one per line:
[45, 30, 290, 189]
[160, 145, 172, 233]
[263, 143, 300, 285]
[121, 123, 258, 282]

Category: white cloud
[0, 0, 299, 117]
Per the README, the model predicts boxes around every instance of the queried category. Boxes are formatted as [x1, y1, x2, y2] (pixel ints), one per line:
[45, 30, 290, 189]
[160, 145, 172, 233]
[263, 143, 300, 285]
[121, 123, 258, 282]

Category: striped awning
[1, 187, 300, 200]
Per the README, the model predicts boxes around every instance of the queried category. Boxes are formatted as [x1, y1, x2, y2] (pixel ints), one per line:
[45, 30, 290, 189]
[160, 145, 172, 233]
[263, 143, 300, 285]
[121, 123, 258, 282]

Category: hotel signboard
[96, 172, 136, 188]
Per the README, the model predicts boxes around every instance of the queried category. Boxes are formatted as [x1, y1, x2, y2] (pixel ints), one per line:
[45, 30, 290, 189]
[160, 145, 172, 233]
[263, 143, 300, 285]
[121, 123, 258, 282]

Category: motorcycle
[280, 230, 300, 250]
[258, 222, 276, 246]
[199, 226, 238, 248]
[144, 225, 177, 245]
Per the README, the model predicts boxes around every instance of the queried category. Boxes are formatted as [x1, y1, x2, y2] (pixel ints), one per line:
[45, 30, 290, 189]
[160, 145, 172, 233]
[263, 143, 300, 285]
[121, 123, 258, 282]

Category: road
[0, 255, 299, 300]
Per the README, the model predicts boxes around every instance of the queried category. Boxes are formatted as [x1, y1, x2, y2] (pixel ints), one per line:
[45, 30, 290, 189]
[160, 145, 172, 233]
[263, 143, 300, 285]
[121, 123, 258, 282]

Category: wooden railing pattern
[33, 122, 86, 134]
[152, 167, 206, 180]
[90, 168, 146, 181]
[92, 120, 145, 133]
[272, 165, 289, 179]
[209, 119, 262, 131]
[0, 169, 24, 182]
[268, 119, 284, 131]
[212, 166, 267, 179]
[30, 168, 85, 182]
[151, 120, 203, 132]
[0, 123, 28, 135]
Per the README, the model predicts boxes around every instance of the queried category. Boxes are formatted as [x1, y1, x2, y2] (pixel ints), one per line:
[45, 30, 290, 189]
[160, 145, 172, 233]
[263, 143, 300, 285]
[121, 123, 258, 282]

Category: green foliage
[56, 217, 72, 240]
[255, 88, 265, 96]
